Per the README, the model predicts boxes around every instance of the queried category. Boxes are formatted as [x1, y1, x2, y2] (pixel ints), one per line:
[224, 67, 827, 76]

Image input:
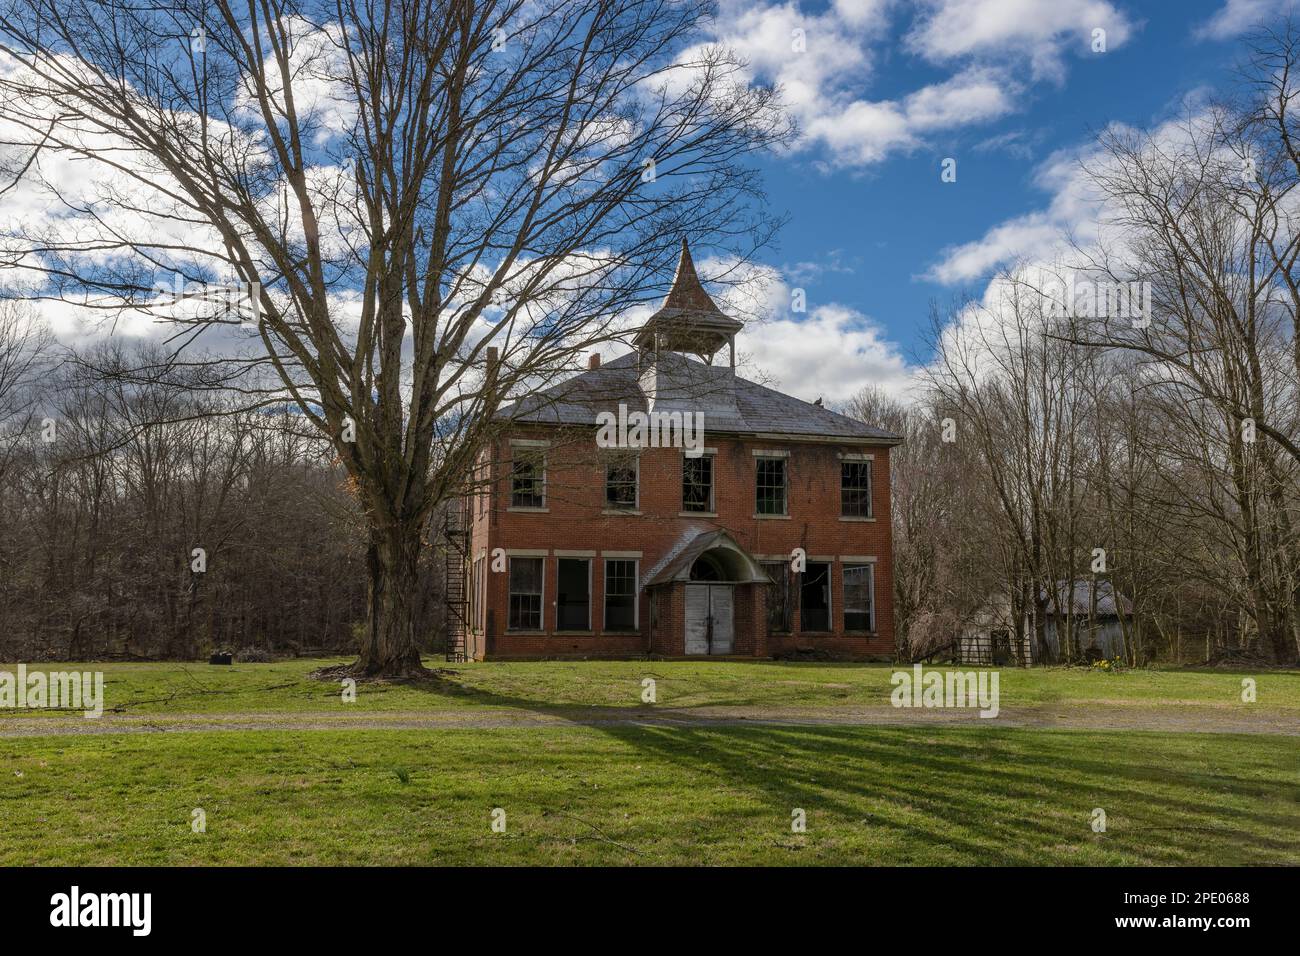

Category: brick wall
[466, 426, 895, 660]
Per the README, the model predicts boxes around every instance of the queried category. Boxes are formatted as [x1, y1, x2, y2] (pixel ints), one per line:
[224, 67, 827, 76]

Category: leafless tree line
[857, 24, 1300, 666]
[0, 328, 456, 661]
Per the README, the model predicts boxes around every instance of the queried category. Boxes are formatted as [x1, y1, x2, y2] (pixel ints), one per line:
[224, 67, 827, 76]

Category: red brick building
[463, 240, 901, 661]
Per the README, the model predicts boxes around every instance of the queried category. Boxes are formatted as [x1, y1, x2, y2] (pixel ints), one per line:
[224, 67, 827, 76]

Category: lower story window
[556, 558, 591, 630]
[508, 556, 543, 630]
[471, 556, 484, 631]
[843, 564, 874, 632]
[761, 561, 791, 632]
[800, 562, 831, 632]
[604, 559, 638, 631]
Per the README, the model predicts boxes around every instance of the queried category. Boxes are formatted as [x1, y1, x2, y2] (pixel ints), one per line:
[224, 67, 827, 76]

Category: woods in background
[0, 331, 454, 661]
[859, 24, 1300, 668]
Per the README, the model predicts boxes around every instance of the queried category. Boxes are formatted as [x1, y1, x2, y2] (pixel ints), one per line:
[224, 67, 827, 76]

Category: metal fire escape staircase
[442, 499, 471, 662]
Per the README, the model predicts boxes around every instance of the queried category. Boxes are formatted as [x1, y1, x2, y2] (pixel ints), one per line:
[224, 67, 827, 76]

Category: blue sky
[7, 0, 1287, 407]
[706, 0, 1291, 400]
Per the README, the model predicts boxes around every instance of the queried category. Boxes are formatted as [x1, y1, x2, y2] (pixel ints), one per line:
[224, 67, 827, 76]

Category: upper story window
[755, 456, 787, 516]
[604, 453, 639, 511]
[477, 455, 488, 516]
[510, 449, 545, 508]
[841, 461, 872, 517]
[682, 454, 714, 512]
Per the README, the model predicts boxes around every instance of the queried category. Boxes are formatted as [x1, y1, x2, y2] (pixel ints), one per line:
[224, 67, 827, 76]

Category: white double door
[685, 584, 735, 655]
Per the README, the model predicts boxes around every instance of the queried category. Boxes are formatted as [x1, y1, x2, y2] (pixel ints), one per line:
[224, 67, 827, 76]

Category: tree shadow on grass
[396, 668, 1300, 865]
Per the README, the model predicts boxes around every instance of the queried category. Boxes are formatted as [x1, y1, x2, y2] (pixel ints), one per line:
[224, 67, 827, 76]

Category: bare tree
[0, 300, 47, 483]
[0, 0, 789, 675]
[1053, 100, 1300, 661]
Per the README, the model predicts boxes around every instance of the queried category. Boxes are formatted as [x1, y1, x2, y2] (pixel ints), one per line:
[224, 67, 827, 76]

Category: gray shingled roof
[496, 351, 902, 443]
[1041, 580, 1134, 618]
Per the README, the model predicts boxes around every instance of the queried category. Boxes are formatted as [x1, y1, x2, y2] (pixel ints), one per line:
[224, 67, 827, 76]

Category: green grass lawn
[2, 660, 1296, 865]
[1, 725, 1296, 865]
[1, 657, 1295, 718]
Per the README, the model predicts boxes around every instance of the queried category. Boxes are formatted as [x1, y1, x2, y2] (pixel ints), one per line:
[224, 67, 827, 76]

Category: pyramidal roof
[633, 238, 743, 354]
[659, 238, 729, 317]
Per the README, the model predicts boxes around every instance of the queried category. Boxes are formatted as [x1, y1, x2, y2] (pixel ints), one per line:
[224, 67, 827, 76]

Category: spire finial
[631, 235, 743, 357]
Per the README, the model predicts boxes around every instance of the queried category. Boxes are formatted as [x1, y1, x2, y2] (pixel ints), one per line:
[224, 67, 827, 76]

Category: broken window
[604, 454, 638, 510]
[756, 457, 787, 515]
[840, 461, 872, 517]
[507, 556, 543, 630]
[843, 564, 873, 632]
[510, 451, 545, 508]
[762, 561, 791, 632]
[556, 558, 591, 630]
[682, 454, 713, 512]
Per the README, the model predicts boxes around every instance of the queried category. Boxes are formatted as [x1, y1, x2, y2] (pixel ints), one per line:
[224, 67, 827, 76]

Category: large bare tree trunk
[357, 526, 425, 676]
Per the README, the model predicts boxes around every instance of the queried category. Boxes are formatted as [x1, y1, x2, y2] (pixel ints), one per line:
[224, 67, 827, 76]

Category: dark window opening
[801, 562, 830, 632]
[508, 557, 543, 630]
[761, 561, 791, 632]
[510, 452, 544, 508]
[556, 558, 591, 630]
[688, 553, 725, 581]
[682, 455, 714, 512]
[604, 559, 637, 631]
[841, 461, 872, 517]
[605, 455, 638, 510]
[756, 457, 787, 515]
[843, 565, 873, 632]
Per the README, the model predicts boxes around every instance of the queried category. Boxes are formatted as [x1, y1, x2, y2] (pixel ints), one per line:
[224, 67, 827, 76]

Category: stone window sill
[795, 631, 879, 637]
[602, 509, 642, 516]
[754, 513, 791, 520]
[679, 510, 718, 517]
[508, 506, 549, 513]
[839, 515, 876, 522]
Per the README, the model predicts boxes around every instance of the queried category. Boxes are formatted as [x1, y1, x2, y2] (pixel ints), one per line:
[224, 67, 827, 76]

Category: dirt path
[1, 704, 1297, 737]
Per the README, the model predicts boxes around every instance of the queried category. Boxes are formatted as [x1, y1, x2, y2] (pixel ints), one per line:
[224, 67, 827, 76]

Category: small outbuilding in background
[959, 580, 1134, 665]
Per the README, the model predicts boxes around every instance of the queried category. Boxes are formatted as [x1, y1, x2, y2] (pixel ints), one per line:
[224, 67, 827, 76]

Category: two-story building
[464, 240, 901, 660]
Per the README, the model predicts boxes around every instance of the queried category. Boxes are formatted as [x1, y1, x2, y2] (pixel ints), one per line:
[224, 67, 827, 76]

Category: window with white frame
[604, 559, 638, 631]
[471, 556, 484, 631]
[604, 454, 638, 510]
[843, 564, 874, 632]
[756, 456, 787, 515]
[841, 461, 872, 517]
[510, 450, 545, 508]
[682, 454, 714, 512]
[508, 556, 544, 630]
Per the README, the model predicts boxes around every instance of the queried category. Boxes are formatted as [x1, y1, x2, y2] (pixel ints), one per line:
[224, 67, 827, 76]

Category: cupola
[633, 238, 743, 367]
